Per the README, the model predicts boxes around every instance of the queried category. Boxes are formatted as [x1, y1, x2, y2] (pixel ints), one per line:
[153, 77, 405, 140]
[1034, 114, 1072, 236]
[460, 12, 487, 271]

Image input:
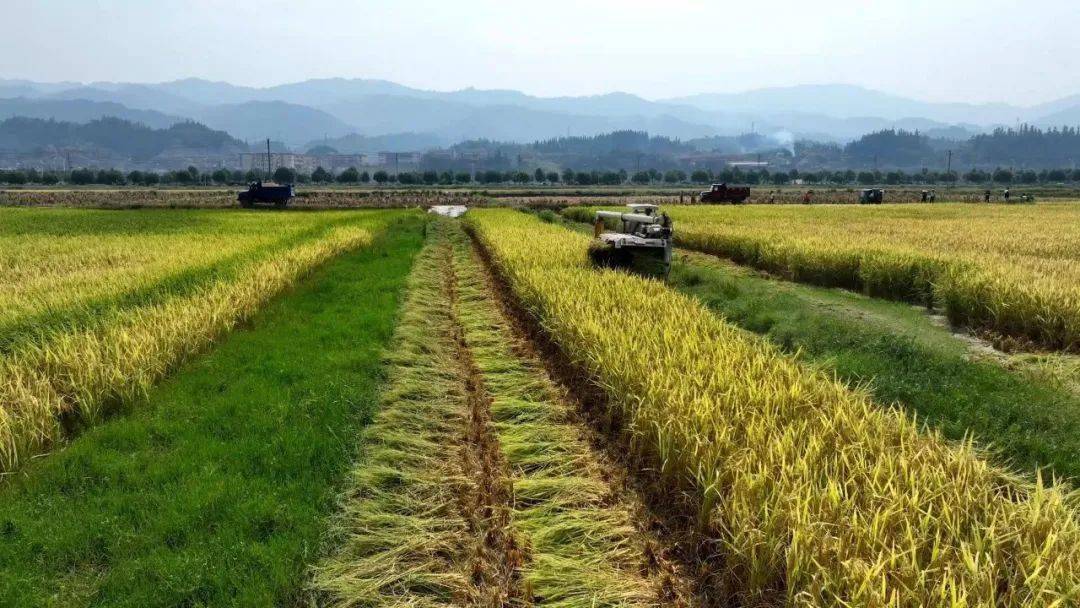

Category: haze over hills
[3, 78, 1080, 151]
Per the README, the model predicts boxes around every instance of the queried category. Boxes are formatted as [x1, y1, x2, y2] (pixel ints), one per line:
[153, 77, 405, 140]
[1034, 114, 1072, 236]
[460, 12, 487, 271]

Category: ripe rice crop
[448, 221, 657, 606]
[468, 209, 1080, 606]
[0, 208, 367, 352]
[0, 209, 400, 471]
[564, 203, 1080, 351]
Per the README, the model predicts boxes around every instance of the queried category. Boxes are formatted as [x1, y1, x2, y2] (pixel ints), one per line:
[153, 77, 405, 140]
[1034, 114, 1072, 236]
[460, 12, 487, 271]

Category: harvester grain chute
[588, 204, 673, 278]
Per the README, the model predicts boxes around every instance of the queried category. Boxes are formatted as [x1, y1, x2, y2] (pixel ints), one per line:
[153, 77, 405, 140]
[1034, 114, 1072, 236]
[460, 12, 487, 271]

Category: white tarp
[428, 205, 468, 218]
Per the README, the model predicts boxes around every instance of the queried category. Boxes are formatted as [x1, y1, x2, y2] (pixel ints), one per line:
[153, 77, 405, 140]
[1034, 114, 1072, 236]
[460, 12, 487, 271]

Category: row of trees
[5, 165, 1080, 187]
[798, 126, 1080, 170]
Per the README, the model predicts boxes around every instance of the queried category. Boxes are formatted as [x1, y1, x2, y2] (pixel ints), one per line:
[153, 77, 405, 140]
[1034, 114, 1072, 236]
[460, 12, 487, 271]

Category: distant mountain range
[3, 78, 1080, 150]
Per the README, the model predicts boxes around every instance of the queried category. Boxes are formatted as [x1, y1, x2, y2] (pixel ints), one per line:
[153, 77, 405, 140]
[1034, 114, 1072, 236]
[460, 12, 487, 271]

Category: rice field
[0, 207, 401, 471]
[3, 200, 1080, 606]
[564, 203, 1080, 351]
[468, 209, 1080, 606]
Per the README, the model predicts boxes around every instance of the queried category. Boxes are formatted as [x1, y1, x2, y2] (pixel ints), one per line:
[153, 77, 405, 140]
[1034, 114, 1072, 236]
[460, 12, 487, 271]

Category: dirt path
[444, 237, 526, 607]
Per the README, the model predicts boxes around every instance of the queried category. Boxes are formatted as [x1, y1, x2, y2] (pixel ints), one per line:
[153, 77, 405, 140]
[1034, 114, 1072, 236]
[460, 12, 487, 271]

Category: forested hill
[969, 126, 1080, 166]
[796, 125, 1080, 169]
[0, 116, 245, 159]
[530, 131, 690, 154]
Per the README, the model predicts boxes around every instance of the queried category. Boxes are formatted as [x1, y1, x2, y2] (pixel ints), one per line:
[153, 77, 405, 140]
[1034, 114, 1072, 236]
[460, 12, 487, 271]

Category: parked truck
[698, 183, 751, 204]
[238, 181, 294, 208]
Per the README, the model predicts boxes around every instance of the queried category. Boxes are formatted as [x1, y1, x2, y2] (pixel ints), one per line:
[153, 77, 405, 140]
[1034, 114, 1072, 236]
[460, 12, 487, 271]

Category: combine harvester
[589, 203, 673, 278]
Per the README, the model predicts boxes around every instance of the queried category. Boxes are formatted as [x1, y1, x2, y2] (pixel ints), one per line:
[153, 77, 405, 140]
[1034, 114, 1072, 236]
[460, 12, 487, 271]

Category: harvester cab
[588, 204, 673, 278]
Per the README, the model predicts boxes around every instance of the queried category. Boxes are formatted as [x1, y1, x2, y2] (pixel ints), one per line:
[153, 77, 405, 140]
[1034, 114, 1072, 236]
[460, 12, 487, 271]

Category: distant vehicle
[859, 188, 884, 204]
[238, 180, 294, 208]
[699, 183, 751, 204]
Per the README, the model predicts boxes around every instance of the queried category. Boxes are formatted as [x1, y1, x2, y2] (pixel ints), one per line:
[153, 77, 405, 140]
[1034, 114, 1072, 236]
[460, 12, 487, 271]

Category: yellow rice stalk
[468, 209, 1080, 607]
[0, 208, 367, 348]
[0, 221, 380, 471]
[564, 203, 1080, 351]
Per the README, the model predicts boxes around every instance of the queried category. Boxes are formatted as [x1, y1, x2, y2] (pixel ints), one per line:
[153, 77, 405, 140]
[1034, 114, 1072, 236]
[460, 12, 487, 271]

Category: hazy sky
[4, 0, 1078, 105]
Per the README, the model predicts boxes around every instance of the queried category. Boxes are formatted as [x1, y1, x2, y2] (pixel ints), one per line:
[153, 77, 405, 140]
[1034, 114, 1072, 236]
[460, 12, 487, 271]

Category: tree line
[7, 164, 1080, 187]
[798, 125, 1080, 170]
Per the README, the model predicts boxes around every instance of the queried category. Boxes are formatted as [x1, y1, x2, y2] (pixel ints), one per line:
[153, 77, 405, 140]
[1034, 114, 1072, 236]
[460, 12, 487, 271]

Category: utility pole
[266, 138, 272, 179]
[946, 150, 952, 176]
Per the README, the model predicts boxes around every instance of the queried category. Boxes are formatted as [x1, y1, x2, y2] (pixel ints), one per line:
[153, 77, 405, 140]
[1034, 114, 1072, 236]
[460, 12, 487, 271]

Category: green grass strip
[0, 213, 425, 607]
[446, 221, 657, 607]
[668, 254, 1080, 483]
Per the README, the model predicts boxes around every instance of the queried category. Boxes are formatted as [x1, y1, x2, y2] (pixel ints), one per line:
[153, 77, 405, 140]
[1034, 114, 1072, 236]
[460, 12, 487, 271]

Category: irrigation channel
[310, 218, 704, 607]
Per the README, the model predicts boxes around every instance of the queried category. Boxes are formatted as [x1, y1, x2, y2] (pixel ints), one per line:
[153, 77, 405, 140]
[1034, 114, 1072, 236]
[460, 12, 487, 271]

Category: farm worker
[1003, 188, 1011, 201]
[929, 190, 937, 203]
[984, 189, 991, 203]
[802, 190, 813, 204]
[921, 190, 929, 202]
[767, 190, 776, 203]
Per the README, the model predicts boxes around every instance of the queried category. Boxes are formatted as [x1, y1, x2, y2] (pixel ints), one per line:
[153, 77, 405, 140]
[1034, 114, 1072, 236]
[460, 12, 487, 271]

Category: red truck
[698, 183, 751, 204]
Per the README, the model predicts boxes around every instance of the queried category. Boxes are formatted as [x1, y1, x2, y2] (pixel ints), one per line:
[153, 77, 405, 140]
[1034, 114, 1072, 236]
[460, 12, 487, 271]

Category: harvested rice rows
[469, 209, 1080, 607]
[563, 203, 1080, 351]
[313, 219, 672, 607]
[449, 223, 664, 606]
[311, 231, 476, 606]
[0, 209, 399, 471]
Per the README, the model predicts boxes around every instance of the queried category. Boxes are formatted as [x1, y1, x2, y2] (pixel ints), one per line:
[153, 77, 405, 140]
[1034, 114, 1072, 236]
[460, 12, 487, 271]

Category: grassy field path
[0, 215, 425, 607]
[312, 219, 693, 607]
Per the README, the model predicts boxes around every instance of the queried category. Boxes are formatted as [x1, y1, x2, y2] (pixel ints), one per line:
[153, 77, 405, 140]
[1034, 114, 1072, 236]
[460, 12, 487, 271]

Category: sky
[3, 0, 1079, 106]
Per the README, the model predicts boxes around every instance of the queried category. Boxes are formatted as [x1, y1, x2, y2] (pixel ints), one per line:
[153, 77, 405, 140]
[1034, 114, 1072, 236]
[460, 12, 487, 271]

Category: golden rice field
[468, 209, 1080, 606]
[0, 207, 399, 471]
[565, 203, 1080, 351]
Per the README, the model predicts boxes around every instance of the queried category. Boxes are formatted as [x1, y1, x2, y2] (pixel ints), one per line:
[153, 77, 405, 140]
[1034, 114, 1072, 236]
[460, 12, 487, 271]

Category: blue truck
[237, 181, 294, 208]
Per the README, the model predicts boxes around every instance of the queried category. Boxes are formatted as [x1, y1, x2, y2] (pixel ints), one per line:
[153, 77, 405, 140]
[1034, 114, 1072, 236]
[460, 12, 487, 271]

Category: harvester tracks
[443, 235, 527, 607]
